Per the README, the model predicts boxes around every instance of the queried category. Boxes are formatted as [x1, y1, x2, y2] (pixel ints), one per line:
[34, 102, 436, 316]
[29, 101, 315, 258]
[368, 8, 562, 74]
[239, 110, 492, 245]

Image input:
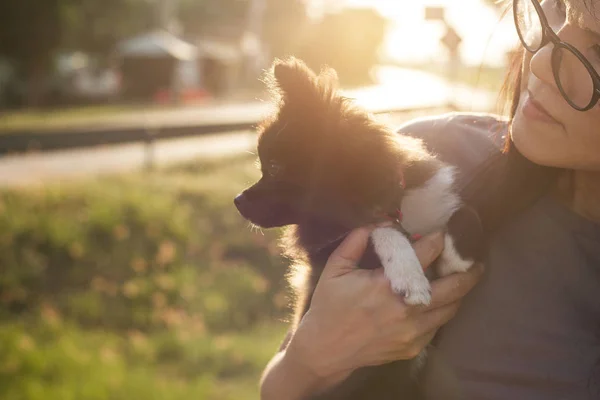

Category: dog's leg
[436, 206, 482, 277]
[437, 234, 475, 277]
[371, 226, 431, 306]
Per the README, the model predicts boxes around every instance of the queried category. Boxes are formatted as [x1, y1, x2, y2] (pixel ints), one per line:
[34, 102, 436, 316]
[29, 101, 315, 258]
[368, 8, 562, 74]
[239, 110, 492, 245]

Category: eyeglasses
[513, 0, 600, 111]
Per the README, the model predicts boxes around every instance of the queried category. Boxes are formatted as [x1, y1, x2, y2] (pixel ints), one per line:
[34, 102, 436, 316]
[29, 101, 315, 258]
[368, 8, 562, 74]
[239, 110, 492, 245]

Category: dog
[234, 57, 483, 399]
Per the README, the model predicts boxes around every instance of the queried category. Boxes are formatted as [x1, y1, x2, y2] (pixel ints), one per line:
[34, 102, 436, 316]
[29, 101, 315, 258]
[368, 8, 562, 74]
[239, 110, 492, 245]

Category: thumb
[322, 225, 374, 279]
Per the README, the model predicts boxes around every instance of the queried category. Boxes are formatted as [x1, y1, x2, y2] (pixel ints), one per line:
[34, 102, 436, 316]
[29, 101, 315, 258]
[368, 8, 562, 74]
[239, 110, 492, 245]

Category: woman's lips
[522, 91, 561, 124]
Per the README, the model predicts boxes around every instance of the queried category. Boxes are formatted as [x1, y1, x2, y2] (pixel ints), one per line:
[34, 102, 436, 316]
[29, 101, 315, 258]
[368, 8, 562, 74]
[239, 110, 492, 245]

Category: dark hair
[500, 48, 525, 151]
[461, 48, 560, 233]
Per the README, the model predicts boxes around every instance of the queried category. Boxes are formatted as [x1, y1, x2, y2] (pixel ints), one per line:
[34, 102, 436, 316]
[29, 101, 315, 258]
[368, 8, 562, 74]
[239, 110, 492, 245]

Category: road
[0, 130, 258, 187]
[0, 67, 497, 187]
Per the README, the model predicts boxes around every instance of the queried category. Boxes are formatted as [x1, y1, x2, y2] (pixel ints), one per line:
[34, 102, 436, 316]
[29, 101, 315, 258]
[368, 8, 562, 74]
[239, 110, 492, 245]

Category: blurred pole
[157, 0, 181, 34]
[426, 7, 462, 110]
[145, 127, 158, 171]
[241, 0, 267, 85]
[156, 0, 183, 104]
[245, 0, 266, 40]
[441, 26, 462, 83]
[440, 25, 462, 110]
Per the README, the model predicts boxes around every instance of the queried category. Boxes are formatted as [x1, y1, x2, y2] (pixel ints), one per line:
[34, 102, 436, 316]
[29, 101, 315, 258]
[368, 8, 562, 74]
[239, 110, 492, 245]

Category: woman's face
[511, 0, 600, 170]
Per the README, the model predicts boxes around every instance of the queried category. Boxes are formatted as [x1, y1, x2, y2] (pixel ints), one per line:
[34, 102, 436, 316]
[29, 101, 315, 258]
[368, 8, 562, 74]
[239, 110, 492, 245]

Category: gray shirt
[413, 117, 600, 400]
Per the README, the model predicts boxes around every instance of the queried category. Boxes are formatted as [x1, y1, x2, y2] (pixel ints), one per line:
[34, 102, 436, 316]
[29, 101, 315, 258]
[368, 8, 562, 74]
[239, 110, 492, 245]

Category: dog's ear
[269, 57, 338, 104]
[272, 57, 316, 95]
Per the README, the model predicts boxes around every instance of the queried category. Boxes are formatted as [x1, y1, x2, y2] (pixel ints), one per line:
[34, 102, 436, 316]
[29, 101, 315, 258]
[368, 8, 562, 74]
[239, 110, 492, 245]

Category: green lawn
[402, 62, 507, 93]
[0, 105, 462, 398]
[0, 153, 291, 400]
[0, 104, 159, 132]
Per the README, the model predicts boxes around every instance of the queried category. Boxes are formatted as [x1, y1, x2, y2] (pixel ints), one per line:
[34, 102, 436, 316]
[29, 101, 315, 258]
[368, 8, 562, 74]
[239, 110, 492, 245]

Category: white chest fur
[370, 165, 473, 307]
[399, 166, 461, 236]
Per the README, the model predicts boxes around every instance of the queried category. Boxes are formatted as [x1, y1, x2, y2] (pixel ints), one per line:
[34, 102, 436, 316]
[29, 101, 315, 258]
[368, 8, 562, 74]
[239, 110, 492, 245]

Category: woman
[261, 0, 600, 398]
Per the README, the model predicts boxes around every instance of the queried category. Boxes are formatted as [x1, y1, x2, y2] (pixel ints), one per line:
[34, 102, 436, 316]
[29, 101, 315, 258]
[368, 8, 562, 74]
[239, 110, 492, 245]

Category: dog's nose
[234, 193, 245, 209]
[234, 193, 252, 219]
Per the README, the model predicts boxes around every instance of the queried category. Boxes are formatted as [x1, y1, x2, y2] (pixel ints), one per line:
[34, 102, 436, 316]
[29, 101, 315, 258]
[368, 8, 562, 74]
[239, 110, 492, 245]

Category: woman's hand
[286, 225, 484, 384]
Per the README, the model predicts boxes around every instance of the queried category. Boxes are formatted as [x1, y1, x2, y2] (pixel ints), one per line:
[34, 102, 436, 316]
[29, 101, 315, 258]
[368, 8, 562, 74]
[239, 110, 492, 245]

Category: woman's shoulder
[397, 111, 507, 158]
[398, 111, 508, 135]
[397, 112, 508, 187]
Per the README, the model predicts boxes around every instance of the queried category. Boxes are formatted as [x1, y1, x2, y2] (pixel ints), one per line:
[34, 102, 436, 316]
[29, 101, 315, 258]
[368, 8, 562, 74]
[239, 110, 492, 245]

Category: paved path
[0, 130, 257, 187]
[0, 67, 497, 188]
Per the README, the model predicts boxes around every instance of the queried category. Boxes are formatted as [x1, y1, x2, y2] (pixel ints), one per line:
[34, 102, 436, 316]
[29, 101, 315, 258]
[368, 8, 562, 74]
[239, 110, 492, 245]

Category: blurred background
[0, 0, 518, 399]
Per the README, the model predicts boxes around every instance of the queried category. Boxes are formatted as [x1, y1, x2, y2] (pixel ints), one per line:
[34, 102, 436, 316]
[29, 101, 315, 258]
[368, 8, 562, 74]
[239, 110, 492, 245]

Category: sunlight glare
[345, 0, 519, 66]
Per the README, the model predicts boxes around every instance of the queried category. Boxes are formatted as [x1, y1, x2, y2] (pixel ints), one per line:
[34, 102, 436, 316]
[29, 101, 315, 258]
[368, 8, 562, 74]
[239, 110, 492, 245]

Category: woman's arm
[260, 341, 349, 400]
[260, 226, 484, 400]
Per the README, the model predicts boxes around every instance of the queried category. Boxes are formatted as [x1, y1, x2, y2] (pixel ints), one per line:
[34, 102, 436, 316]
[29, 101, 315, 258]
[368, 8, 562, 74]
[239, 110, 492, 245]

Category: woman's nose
[529, 24, 582, 92]
[529, 39, 558, 90]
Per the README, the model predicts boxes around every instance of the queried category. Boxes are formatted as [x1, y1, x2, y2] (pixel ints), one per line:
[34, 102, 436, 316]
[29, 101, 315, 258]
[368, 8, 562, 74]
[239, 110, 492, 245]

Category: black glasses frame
[513, 0, 600, 111]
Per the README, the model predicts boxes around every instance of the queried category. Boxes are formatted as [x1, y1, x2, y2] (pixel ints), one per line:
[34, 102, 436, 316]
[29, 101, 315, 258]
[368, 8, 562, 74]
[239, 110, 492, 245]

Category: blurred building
[116, 30, 198, 101]
[116, 30, 243, 103]
[196, 37, 242, 96]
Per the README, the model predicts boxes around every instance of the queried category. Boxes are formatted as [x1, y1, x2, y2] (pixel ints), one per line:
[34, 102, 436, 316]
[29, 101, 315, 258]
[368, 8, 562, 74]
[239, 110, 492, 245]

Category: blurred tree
[0, 0, 63, 106]
[178, 0, 308, 87]
[62, 0, 155, 58]
[178, 1, 384, 86]
[296, 8, 388, 86]
[262, 0, 308, 59]
[179, 0, 249, 38]
[0, 0, 154, 107]
[178, 0, 307, 55]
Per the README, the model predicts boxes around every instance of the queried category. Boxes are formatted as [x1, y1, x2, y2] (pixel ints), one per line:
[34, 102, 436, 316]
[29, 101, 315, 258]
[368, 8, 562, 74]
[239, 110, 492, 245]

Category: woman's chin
[511, 109, 562, 168]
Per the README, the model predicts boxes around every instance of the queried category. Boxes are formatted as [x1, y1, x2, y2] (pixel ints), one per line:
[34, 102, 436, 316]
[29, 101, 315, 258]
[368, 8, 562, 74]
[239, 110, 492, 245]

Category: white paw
[437, 233, 475, 277]
[388, 271, 432, 306]
[371, 226, 433, 306]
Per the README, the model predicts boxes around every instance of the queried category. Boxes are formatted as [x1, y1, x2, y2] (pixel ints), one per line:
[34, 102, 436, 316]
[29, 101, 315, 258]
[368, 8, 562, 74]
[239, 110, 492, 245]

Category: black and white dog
[234, 58, 484, 399]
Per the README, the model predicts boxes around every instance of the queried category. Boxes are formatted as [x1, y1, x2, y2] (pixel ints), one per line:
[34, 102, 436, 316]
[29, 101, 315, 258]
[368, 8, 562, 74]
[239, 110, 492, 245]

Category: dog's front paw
[371, 226, 433, 306]
[388, 271, 432, 306]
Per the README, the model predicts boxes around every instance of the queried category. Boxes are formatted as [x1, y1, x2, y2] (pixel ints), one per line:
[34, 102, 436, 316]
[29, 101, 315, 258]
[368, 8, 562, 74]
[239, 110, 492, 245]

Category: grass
[0, 88, 262, 133]
[0, 153, 293, 400]
[403, 62, 507, 93]
[0, 104, 161, 132]
[0, 318, 288, 400]
[0, 105, 458, 398]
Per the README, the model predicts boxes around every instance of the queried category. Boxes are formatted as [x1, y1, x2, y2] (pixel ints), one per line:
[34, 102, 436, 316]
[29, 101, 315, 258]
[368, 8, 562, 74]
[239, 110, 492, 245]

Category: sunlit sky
[308, 0, 520, 67]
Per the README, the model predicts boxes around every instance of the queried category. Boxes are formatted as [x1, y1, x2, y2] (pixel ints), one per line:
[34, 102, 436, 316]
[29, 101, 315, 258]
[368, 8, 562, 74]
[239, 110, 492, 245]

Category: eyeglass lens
[515, 0, 596, 109]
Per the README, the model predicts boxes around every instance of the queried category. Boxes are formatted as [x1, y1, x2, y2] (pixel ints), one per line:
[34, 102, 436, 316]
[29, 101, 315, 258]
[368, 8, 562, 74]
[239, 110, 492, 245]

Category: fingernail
[410, 233, 422, 241]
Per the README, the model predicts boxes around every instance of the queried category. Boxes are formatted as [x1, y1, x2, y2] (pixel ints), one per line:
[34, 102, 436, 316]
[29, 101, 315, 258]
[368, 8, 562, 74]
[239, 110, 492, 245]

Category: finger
[414, 301, 461, 334]
[426, 263, 484, 310]
[412, 231, 445, 270]
[411, 330, 436, 353]
[323, 226, 375, 278]
[385, 330, 436, 363]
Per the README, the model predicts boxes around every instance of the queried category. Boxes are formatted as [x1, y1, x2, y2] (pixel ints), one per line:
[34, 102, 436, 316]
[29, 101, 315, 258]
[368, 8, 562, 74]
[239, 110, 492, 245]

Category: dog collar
[375, 170, 421, 242]
[392, 170, 421, 242]
[386, 208, 422, 242]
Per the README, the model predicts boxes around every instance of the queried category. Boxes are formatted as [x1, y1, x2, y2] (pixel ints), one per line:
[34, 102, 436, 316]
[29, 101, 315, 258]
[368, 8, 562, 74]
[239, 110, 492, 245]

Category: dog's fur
[234, 58, 483, 399]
